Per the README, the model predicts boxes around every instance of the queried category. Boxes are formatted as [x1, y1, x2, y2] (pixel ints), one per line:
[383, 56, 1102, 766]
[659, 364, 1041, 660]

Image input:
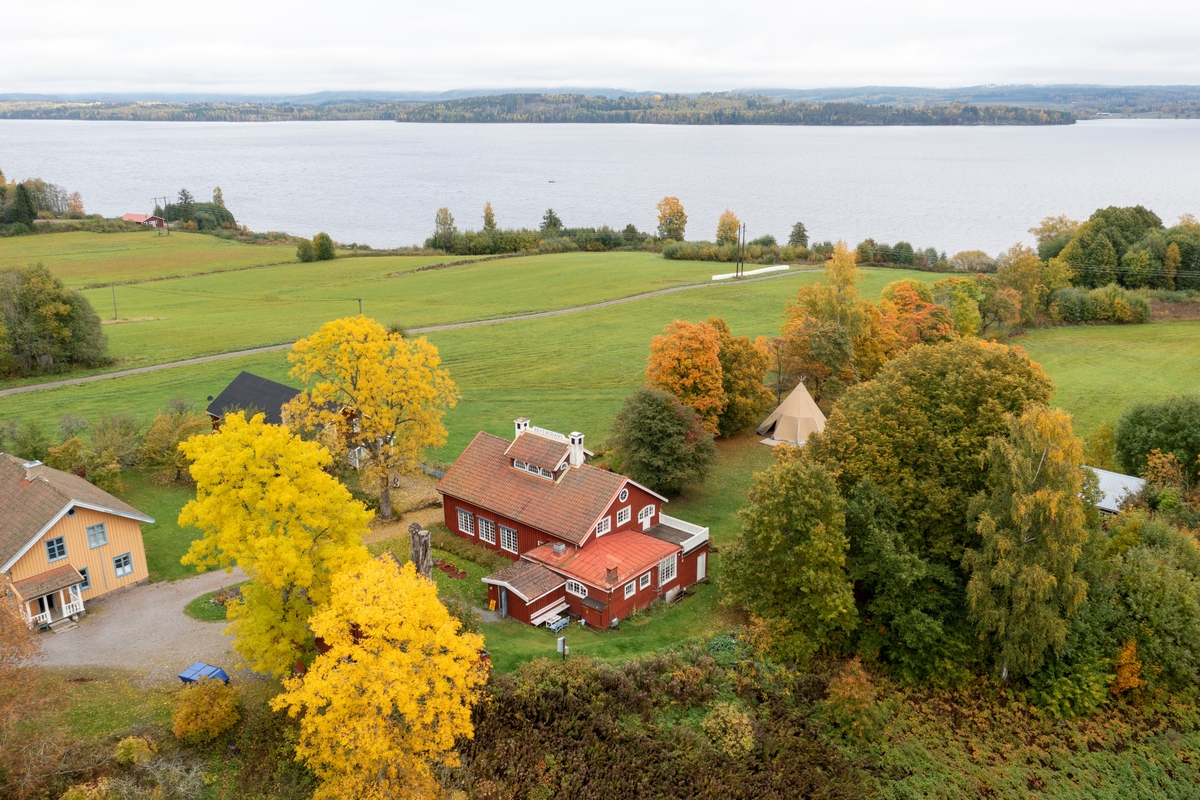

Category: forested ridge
[0, 94, 1075, 125]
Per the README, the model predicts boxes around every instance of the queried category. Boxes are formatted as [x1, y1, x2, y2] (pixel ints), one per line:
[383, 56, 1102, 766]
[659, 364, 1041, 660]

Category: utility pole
[111, 283, 117, 321]
[736, 223, 746, 278]
[357, 298, 363, 315]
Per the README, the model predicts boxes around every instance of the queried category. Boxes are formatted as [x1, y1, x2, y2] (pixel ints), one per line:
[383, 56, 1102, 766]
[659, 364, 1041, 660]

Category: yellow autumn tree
[285, 316, 459, 520]
[179, 413, 371, 677]
[656, 196, 687, 241]
[272, 558, 487, 800]
[647, 319, 725, 434]
[716, 209, 740, 244]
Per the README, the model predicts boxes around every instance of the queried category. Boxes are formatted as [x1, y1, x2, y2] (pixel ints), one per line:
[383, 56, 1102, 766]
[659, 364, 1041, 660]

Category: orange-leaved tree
[179, 412, 371, 676]
[881, 283, 957, 346]
[647, 319, 724, 434]
[285, 316, 459, 520]
[272, 558, 487, 800]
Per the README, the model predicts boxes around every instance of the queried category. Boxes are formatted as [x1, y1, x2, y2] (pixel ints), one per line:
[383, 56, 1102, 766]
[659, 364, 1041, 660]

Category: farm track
[0, 269, 813, 398]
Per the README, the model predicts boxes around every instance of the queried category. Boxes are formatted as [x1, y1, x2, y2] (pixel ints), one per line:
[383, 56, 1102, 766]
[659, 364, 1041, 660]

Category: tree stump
[410, 528, 432, 580]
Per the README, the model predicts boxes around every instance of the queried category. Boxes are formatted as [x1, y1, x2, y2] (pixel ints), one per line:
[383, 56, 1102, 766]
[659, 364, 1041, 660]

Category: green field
[0, 230, 298, 286]
[0, 263, 931, 456]
[1018, 320, 1200, 436]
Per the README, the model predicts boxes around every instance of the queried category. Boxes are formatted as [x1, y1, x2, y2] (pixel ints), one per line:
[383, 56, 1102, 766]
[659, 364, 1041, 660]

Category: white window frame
[113, 552, 134, 578]
[477, 517, 496, 545]
[500, 525, 519, 553]
[639, 572, 651, 590]
[618, 487, 629, 502]
[624, 581, 636, 599]
[457, 508, 474, 536]
[566, 580, 588, 598]
[595, 516, 611, 537]
[638, 504, 655, 523]
[79, 567, 91, 591]
[658, 555, 677, 585]
[514, 459, 527, 470]
[86, 522, 108, 548]
[45, 536, 67, 562]
[617, 506, 631, 526]
[539, 467, 553, 478]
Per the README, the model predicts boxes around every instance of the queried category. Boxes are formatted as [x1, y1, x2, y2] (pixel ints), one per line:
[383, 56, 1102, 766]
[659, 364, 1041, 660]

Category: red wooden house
[436, 418, 710, 629]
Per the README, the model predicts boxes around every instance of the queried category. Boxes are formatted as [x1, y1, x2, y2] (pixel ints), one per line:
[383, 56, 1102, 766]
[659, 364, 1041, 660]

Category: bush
[296, 239, 316, 262]
[313, 232, 335, 260]
[1049, 283, 1149, 324]
[429, 525, 510, 573]
[1115, 395, 1200, 485]
[172, 677, 240, 744]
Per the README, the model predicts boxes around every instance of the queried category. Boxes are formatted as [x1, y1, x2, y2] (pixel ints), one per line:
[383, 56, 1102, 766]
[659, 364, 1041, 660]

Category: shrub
[115, 736, 155, 766]
[172, 677, 240, 744]
[440, 594, 483, 635]
[313, 232, 335, 260]
[429, 525, 510, 572]
[702, 701, 757, 757]
[296, 239, 316, 262]
[820, 658, 884, 739]
[1049, 283, 1149, 324]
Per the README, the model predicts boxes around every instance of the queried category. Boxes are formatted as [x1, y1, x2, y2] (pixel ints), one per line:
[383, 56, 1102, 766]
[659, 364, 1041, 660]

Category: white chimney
[515, 417, 530, 438]
[569, 432, 585, 467]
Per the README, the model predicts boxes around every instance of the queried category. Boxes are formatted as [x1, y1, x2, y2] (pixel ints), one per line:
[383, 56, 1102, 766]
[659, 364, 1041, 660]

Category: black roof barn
[206, 371, 301, 426]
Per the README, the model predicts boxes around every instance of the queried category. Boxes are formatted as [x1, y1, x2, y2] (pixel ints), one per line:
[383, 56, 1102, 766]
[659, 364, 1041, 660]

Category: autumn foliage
[179, 412, 371, 676]
[272, 558, 487, 800]
[172, 678, 240, 743]
[647, 319, 725, 434]
[286, 316, 459, 520]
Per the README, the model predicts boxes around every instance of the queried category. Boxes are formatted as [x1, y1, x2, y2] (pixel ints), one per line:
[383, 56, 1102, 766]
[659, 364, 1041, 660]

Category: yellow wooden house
[1, 454, 154, 631]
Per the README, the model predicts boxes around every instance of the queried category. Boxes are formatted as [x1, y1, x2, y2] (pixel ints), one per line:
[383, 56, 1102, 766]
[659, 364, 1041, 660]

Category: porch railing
[63, 599, 84, 616]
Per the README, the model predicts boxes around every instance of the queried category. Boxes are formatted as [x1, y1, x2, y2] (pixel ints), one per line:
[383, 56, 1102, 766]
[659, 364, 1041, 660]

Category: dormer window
[512, 458, 553, 480]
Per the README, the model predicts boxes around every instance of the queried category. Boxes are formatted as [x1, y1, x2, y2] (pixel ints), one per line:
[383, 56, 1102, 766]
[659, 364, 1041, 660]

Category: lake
[3, 119, 1198, 253]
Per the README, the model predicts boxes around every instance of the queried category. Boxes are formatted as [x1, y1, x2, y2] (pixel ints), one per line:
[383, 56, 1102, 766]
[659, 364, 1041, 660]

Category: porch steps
[49, 618, 78, 634]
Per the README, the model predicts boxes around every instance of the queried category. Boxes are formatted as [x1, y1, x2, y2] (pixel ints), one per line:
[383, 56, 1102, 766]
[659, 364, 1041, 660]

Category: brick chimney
[569, 431, 585, 467]
[605, 554, 620, 584]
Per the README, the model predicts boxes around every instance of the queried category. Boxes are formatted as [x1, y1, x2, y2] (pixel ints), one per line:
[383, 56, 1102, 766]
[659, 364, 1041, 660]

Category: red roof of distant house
[524, 530, 679, 590]
[121, 213, 151, 223]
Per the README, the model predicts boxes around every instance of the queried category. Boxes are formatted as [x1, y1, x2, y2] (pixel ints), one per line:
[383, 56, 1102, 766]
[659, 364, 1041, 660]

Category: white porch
[10, 565, 86, 630]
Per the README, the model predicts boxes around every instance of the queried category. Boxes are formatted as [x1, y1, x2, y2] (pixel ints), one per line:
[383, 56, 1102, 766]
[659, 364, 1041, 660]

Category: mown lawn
[0, 230, 297, 286]
[75, 251, 730, 367]
[0, 264, 933, 455]
[122, 470, 199, 582]
[1017, 319, 1200, 436]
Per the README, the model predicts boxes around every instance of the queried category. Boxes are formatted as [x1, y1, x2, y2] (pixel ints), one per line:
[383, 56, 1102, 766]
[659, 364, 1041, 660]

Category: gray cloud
[6, 0, 1199, 93]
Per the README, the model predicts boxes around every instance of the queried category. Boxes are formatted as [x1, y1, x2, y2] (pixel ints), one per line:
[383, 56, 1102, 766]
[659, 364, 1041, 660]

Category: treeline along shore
[0, 93, 1076, 125]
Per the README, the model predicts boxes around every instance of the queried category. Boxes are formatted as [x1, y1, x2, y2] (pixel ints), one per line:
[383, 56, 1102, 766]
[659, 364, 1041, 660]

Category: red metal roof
[437, 432, 627, 545]
[121, 213, 150, 223]
[524, 530, 679, 590]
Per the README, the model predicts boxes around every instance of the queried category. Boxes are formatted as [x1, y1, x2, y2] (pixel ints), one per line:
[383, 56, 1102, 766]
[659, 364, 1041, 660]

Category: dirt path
[0, 269, 810, 398]
[37, 568, 249, 686]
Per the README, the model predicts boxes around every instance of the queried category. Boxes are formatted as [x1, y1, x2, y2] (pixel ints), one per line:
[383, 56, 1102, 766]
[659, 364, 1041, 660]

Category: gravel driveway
[38, 568, 249, 685]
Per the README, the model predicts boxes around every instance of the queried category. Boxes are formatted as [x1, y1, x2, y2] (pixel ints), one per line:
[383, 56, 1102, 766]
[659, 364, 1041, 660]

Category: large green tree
[0, 264, 107, 375]
[963, 406, 1093, 680]
[611, 387, 716, 495]
[1115, 394, 1200, 485]
[810, 338, 1053, 678]
[722, 450, 857, 663]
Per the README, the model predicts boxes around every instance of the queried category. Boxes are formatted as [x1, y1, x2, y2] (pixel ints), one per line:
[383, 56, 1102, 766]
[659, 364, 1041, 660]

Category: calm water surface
[2, 120, 1198, 253]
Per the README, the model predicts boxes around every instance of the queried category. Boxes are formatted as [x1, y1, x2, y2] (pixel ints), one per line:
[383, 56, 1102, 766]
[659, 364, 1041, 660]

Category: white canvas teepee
[756, 383, 826, 446]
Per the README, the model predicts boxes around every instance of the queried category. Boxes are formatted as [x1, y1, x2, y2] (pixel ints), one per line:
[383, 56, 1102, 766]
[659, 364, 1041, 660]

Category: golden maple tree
[179, 412, 371, 676]
[716, 209, 740, 244]
[272, 558, 488, 800]
[285, 316, 459, 519]
[647, 319, 725, 434]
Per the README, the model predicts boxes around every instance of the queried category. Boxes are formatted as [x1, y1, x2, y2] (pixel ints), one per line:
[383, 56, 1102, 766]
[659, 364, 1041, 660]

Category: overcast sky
[7, 0, 1200, 95]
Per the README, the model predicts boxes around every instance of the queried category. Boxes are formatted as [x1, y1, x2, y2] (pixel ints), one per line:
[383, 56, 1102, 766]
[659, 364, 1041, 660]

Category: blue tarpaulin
[178, 661, 230, 684]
